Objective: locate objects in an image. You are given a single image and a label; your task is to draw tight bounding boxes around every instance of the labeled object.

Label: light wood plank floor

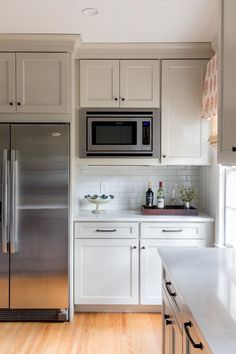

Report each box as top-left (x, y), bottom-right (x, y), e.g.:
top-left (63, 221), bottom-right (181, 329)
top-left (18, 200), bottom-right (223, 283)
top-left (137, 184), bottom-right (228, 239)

top-left (0, 313), bottom-right (162, 354)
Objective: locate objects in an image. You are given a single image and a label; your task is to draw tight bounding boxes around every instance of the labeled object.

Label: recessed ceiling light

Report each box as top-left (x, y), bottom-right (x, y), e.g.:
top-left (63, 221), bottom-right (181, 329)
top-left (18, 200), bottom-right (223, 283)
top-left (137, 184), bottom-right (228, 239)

top-left (81, 8), bottom-right (99, 16)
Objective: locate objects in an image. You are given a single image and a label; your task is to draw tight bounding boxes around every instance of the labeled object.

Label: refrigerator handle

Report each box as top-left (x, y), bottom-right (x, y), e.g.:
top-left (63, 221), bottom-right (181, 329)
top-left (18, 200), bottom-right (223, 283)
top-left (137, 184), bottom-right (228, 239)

top-left (10, 149), bottom-right (17, 254)
top-left (1, 149), bottom-right (9, 254)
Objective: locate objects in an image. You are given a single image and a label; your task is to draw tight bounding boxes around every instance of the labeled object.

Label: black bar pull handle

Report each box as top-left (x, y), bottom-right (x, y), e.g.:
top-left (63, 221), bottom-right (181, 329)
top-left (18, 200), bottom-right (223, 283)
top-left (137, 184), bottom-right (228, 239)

top-left (165, 281), bottom-right (177, 297)
top-left (184, 322), bottom-right (203, 350)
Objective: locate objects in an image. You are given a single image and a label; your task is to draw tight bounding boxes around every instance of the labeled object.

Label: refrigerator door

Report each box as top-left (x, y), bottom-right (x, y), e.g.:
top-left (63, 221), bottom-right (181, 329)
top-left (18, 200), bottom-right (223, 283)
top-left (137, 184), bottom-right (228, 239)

top-left (10, 124), bottom-right (69, 309)
top-left (0, 124), bottom-right (10, 308)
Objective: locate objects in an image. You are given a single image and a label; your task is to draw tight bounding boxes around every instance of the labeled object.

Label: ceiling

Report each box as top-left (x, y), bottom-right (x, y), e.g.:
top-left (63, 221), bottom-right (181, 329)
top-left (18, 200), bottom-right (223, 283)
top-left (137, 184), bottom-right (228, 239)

top-left (0, 0), bottom-right (218, 43)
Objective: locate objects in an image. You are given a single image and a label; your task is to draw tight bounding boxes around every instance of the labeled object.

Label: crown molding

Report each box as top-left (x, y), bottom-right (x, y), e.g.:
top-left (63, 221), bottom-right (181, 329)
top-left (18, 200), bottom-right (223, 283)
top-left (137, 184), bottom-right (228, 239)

top-left (75, 42), bottom-right (214, 59)
top-left (0, 34), bottom-right (82, 52)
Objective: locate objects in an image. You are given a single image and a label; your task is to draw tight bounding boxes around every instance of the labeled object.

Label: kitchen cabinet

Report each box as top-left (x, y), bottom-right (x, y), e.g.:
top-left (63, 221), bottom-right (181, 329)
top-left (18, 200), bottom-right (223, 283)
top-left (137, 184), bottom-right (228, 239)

top-left (163, 288), bottom-right (182, 354)
top-left (161, 60), bottom-right (210, 165)
top-left (74, 238), bottom-right (139, 305)
top-left (140, 238), bottom-right (203, 306)
top-left (0, 52), bottom-right (69, 113)
top-left (74, 219), bottom-right (213, 307)
top-left (160, 251), bottom-right (214, 354)
top-left (218, 0), bottom-right (236, 164)
top-left (80, 59), bottom-right (160, 108)
top-left (0, 53), bottom-right (15, 113)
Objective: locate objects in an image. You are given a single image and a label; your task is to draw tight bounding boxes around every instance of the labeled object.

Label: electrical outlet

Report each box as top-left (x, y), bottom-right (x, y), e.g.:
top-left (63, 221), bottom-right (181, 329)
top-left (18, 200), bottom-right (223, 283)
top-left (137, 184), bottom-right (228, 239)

top-left (100, 181), bottom-right (110, 195)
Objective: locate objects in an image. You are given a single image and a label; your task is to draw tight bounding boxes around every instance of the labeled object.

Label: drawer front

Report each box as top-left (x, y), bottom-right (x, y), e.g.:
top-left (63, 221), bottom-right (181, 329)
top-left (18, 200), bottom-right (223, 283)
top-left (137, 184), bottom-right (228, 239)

top-left (183, 311), bottom-right (212, 353)
top-left (141, 222), bottom-right (206, 239)
top-left (74, 222), bottom-right (139, 239)
top-left (163, 270), bottom-right (183, 329)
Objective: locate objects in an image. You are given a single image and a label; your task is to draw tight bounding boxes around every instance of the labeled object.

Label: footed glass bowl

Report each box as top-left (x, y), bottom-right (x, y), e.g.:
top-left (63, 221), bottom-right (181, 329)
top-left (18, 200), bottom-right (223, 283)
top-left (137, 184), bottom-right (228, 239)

top-left (85, 194), bottom-right (114, 214)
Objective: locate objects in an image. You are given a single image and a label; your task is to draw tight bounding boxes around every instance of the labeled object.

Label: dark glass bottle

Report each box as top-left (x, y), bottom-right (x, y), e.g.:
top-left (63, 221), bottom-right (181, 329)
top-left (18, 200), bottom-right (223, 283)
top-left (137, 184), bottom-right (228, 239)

top-left (146, 182), bottom-right (154, 207)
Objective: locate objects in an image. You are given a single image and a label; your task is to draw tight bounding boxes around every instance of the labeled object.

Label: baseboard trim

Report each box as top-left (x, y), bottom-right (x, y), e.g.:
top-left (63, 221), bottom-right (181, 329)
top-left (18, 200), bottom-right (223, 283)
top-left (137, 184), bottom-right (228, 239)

top-left (74, 305), bottom-right (161, 313)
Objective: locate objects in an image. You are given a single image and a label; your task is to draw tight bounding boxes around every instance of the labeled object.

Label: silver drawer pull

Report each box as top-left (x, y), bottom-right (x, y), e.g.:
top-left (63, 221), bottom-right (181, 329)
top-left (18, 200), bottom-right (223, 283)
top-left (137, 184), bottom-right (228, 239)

top-left (162, 229), bottom-right (183, 233)
top-left (96, 229), bottom-right (117, 233)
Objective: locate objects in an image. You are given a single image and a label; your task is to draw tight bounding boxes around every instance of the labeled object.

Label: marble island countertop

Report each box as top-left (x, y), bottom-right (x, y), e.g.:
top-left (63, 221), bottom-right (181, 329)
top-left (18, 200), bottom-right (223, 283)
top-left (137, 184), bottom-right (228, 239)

top-left (158, 247), bottom-right (236, 354)
top-left (74, 209), bottom-right (214, 222)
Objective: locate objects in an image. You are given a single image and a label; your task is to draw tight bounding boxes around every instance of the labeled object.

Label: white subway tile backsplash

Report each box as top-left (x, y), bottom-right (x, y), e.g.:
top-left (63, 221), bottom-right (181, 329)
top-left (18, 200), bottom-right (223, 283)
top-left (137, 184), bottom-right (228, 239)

top-left (76, 165), bottom-right (201, 211)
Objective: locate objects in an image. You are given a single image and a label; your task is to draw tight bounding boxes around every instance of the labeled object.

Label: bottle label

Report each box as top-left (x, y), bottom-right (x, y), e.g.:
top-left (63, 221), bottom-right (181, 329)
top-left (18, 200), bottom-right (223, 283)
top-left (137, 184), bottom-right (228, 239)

top-left (157, 198), bottom-right (165, 209)
top-left (146, 196), bottom-right (153, 207)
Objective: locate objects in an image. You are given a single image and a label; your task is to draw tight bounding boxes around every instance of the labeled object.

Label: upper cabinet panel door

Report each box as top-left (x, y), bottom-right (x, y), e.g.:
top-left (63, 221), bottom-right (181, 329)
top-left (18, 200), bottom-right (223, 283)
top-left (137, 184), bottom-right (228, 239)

top-left (162, 60), bottom-right (210, 165)
top-left (0, 53), bottom-right (16, 113)
top-left (16, 53), bottom-right (69, 113)
top-left (80, 60), bottom-right (119, 107)
top-left (120, 60), bottom-right (160, 108)
top-left (218, 0), bottom-right (236, 164)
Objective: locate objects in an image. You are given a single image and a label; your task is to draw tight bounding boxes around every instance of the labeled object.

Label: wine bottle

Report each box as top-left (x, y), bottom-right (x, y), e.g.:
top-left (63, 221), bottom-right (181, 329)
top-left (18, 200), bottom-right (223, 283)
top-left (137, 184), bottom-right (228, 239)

top-left (146, 181), bottom-right (154, 207)
top-left (157, 181), bottom-right (165, 209)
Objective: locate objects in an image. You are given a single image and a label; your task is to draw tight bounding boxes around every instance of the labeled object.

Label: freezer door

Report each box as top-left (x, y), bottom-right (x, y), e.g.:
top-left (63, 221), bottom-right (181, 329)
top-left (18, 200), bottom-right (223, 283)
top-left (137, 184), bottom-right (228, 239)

top-left (10, 124), bottom-right (69, 309)
top-left (0, 124), bottom-right (10, 308)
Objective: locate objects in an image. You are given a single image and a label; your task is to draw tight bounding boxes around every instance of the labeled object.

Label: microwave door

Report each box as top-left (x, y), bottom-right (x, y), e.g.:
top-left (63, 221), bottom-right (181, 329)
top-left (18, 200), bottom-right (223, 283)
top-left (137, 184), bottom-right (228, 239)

top-left (87, 119), bottom-right (141, 152)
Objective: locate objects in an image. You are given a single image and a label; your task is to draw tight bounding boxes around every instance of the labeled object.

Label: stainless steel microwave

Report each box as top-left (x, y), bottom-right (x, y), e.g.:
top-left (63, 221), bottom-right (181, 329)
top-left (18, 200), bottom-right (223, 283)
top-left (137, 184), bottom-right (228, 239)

top-left (79, 108), bottom-right (160, 158)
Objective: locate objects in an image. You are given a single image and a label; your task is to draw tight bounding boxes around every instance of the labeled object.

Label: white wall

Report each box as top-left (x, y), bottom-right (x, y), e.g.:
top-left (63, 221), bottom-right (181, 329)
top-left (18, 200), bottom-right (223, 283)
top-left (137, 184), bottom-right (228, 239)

top-left (75, 164), bottom-right (200, 213)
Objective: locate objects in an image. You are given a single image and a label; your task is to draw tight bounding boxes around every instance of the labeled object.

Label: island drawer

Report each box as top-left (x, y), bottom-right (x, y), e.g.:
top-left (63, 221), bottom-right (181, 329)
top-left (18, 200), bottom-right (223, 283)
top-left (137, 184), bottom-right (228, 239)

top-left (141, 222), bottom-right (206, 239)
top-left (74, 222), bottom-right (139, 239)
top-left (163, 269), bottom-right (183, 329)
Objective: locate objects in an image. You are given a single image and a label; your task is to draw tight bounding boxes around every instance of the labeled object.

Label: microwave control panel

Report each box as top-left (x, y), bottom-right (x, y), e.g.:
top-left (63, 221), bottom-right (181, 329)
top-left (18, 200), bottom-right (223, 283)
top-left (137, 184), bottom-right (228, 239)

top-left (142, 121), bottom-right (151, 145)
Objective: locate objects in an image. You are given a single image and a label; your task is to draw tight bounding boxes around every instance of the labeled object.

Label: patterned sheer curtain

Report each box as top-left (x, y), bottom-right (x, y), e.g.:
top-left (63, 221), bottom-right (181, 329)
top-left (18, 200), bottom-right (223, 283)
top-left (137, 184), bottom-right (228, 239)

top-left (201, 54), bottom-right (218, 148)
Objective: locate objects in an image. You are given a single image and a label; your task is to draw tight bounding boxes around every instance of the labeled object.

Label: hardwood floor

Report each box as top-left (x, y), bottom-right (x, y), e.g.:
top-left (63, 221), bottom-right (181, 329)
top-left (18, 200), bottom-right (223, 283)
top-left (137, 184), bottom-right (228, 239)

top-left (0, 313), bottom-right (162, 354)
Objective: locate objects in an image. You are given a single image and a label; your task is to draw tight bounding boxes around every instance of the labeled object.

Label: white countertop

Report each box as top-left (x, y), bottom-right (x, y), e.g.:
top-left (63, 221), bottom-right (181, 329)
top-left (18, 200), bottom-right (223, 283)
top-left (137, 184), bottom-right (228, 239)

top-left (158, 247), bottom-right (236, 354)
top-left (74, 210), bottom-right (214, 222)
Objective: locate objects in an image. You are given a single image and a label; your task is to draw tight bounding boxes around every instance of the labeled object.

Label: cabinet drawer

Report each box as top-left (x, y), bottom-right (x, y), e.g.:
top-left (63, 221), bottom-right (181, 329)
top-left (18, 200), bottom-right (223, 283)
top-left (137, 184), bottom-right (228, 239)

top-left (163, 270), bottom-right (183, 330)
top-left (183, 311), bottom-right (212, 353)
top-left (74, 222), bottom-right (139, 239)
top-left (141, 222), bottom-right (205, 239)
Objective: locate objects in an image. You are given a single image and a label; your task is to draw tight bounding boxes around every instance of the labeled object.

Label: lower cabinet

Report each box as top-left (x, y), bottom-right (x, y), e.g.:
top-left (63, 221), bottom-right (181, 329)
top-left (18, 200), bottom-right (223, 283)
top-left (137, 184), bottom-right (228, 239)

top-left (74, 238), bottom-right (139, 304)
top-left (162, 268), bottom-right (212, 354)
top-left (74, 221), bottom-right (213, 307)
top-left (163, 288), bottom-right (182, 354)
top-left (140, 238), bottom-right (204, 305)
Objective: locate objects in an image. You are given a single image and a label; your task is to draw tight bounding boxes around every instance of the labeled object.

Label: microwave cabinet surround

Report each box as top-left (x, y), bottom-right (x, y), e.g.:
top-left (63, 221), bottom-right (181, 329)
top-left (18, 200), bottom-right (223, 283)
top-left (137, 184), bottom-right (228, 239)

top-left (79, 108), bottom-right (160, 158)
top-left (80, 59), bottom-right (160, 108)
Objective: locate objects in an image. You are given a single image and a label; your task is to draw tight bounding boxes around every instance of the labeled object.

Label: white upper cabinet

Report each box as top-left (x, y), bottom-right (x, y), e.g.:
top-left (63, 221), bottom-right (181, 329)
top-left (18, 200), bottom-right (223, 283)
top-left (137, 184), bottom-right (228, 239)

top-left (80, 59), bottom-right (160, 108)
top-left (80, 60), bottom-right (119, 107)
top-left (0, 53), bottom-right (15, 113)
top-left (161, 60), bottom-right (210, 165)
top-left (16, 53), bottom-right (69, 113)
top-left (0, 52), bottom-right (69, 114)
top-left (120, 60), bottom-right (160, 107)
top-left (218, 0), bottom-right (236, 164)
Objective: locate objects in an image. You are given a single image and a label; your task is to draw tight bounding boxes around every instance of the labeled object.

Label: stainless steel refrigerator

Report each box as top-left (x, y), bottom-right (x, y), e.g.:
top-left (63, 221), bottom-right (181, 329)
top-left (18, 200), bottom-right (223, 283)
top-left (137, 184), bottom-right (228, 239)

top-left (0, 124), bottom-right (69, 321)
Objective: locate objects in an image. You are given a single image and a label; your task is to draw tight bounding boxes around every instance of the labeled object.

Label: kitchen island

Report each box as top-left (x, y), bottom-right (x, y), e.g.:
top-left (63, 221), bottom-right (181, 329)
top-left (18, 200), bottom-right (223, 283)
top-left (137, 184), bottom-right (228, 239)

top-left (159, 247), bottom-right (236, 354)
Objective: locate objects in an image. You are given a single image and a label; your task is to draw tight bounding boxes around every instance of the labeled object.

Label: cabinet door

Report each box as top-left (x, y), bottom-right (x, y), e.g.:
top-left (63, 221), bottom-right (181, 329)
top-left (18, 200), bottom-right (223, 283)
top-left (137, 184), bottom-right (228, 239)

top-left (140, 239), bottom-right (203, 305)
top-left (163, 289), bottom-right (183, 354)
top-left (218, 0), bottom-right (236, 164)
top-left (74, 238), bottom-right (139, 304)
top-left (16, 53), bottom-right (69, 113)
top-left (162, 60), bottom-right (209, 165)
top-left (120, 60), bottom-right (160, 108)
top-left (80, 60), bottom-right (119, 107)
top-left (0, 53), bottom-right (16, 112)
